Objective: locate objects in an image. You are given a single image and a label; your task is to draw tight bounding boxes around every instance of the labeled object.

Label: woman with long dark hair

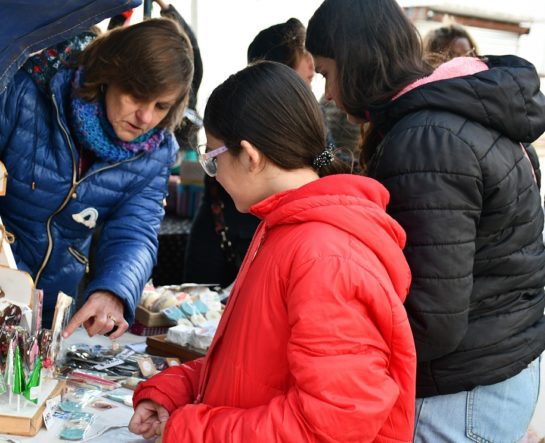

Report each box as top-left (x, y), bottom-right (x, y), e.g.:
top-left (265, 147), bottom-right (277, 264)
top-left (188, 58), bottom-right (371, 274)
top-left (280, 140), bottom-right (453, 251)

top-left (306, 0), bottom-right (545, 441)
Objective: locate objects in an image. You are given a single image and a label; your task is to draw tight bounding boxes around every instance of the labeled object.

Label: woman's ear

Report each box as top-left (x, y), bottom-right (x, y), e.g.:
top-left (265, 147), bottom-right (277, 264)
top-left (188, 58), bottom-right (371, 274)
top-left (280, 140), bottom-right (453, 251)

top-left (240, 140), bottom-right (264, 173)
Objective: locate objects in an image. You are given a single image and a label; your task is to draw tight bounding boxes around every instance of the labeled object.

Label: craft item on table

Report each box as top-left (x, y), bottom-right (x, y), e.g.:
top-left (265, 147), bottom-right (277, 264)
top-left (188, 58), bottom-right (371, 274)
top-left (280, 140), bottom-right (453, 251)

top-left (178, 301), bottom-right (208, 326)
top-left (121, 376), bottom-right (145, 390)
top-left (189, 313), bottom-right (208, 326)
top-left (115, 348), bottom-right (135, 360)
top-left (198, 290), bottom-right (223, 312)
top-left (59, 386), bottom-right (102, 413)
top-left (22, 333), bottom-right (39, 375)
top-left (105, 387), bottom-right (133, 406)
top-left (161, 305), bottom-right (184, 323)
top-left (177, 317), bottom-right (194, 328)
top-left (63, 345), bottom-right (141, 378)
top-left (92, 357), bottom-right (125, 371)
top-left (66, 371), bottom-right (120, 391)
top-left (135, 356), bottom-right (157, 378)
top-left (23, 356), bottom-right (42, 404)
top-left (166, 321), bottom-right (218, 351)
top-left (30, 289), bottom-right (43, 334)
top-left (150, 291), bottom-right (179, 312)
top-left (59, 411), bottom-right (94, 441)
top-left (205, 310), bottom-right (221, 324)
top-left (193, 299), bottom-right (209, 315)
top-left (0, 302), bottom-right (22, 328)
top-left (4, 334), bottom-right (14, 403)
top-left (47, 292), bottom-right (72, 375)
top-left (140, 290), bottom-right (161, 311)
top-left (37, 329), bottom-right (52, 367)
top-left (13, 345), bottom-right (25, 411)
top-left (90, 399), bottom-right (116, 410)
top-left (166, 357), bottom-right (181, 367)
top-left (191, 325), bottom-right (216, 350)
top-left (0, 365), bottom-right (6, 395)
top-left (166, 324), bottom-right (192, 348)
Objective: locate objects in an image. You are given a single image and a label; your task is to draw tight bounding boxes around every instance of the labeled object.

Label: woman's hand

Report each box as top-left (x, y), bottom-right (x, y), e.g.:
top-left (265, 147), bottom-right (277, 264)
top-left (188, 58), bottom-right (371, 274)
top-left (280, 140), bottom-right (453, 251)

top-left (62, 291), bottom-right (128, 339)
top-left (129, 400), bottom-right (169, 440)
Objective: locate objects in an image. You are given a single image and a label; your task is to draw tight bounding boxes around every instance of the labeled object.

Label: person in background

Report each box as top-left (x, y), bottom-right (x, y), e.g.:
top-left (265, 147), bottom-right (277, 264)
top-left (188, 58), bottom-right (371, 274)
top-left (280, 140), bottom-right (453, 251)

top-left (129, 61), bottom-right (416, 443)
top-left (247, 18), bottom-right (315, 84)
top-left (422, 23), bottom-right (479, 66)
top-left (306, 0), bottom-right (545, 441)
top-left (183, 18), bottom-right (320, 288)
top-left (0, 18), bottom-right (194, 338)
top-left (154, 0), bottom-right (203, 151)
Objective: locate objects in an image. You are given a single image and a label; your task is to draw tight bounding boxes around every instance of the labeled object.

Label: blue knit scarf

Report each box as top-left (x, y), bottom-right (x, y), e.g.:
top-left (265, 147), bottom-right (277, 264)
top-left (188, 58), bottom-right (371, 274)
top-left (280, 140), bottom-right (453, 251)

top-left (70, 69), bottom-right (165, 163)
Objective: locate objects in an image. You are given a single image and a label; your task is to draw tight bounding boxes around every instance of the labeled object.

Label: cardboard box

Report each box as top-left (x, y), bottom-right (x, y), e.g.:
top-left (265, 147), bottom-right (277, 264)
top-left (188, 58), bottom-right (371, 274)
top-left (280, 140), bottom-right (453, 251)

top-left (0, 378), bottom-right (64, 436)
top-left (134, 305), bottom-right (176, 328)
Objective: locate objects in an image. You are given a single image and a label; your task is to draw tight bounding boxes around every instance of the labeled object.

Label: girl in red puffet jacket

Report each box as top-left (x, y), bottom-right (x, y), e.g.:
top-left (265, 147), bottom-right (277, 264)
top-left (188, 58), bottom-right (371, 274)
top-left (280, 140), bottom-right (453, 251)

top-left (129, 62), bottom-right (416, 443)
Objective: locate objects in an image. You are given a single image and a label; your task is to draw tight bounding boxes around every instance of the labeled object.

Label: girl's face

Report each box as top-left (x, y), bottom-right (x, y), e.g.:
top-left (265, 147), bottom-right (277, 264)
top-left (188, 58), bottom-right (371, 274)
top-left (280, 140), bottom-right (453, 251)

top-left (295, 50), bottom-right (315, 85)
top-left (314, 55), bottom-right (363, 124)
top-left (104, 84), bottom-right (181, 141)
top-left (205, 132), bottom-right (258, 213)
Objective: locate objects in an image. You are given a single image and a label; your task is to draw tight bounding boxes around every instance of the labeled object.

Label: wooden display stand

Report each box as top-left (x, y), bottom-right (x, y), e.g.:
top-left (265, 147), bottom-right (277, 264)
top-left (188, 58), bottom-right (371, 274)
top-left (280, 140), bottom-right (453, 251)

top-left (0, 379), bottom-right (65, 436)
top-left (146, 334), bottom-right (206, 362)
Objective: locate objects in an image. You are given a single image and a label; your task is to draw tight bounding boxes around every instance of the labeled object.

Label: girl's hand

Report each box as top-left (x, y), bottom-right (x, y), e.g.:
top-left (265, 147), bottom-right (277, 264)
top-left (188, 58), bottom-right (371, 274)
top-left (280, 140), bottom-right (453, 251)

top-left (129, 400), bottom-right (169, 440)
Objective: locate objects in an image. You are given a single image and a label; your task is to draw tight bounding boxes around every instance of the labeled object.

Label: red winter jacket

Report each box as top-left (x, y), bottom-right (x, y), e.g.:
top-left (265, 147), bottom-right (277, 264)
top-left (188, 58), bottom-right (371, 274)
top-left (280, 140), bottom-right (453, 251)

top-left (133, 174), bottom-right (416, 442)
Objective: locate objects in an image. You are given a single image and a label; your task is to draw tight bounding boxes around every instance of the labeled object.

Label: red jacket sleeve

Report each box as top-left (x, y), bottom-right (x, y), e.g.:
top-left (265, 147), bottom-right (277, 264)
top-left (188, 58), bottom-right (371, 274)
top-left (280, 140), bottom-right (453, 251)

top-left (161, 256), bottom-right (413, 442)
top-left (133, 358), bottom-right (203, 413)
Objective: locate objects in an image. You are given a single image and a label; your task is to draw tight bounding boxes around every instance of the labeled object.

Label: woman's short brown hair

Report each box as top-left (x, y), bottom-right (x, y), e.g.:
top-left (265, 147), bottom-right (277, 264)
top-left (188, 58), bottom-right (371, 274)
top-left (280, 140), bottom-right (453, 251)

top-left (77, 18), bottom-right (194, 131)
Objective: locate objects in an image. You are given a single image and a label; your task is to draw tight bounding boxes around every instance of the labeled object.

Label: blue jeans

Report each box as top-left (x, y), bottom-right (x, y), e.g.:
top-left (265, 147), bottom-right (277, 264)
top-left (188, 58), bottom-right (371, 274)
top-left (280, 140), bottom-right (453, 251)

top-left (414, 358), bottom-right (541, 443)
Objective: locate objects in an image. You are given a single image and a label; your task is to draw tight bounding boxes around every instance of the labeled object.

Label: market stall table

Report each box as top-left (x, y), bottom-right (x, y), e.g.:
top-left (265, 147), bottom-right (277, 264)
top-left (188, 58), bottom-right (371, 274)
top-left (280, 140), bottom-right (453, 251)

top-left (0, 328), bottom-right (149, 443)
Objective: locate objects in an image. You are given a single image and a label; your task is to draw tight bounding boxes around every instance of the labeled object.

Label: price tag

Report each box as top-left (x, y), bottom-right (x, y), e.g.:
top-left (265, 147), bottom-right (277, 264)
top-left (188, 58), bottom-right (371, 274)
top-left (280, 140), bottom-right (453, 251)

top-left (43, 395), bottom-right (61, 430)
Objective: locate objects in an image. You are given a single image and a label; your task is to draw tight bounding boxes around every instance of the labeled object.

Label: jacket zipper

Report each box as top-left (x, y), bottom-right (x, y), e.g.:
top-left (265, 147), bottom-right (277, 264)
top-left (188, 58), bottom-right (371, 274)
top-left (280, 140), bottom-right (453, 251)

top-left (34, 93), bottom-right (145, 286)
top-left (68, 246), bottom-right (90, 274)
top-left (194, 226), bottom-right (267, 404)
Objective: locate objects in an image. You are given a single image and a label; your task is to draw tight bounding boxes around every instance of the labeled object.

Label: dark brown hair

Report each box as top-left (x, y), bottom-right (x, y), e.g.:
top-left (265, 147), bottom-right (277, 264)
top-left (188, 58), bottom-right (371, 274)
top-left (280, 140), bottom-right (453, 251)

top-left (247, 18), bottom-right (307, 69)
top-left (77, 18), bottom-right (194, 131)
top-left (423, 24), bottom-right (479, 68)
top-left (306, 0), bottom-right (433, 168)
top-left (204, 62), bottom-right (350, 177)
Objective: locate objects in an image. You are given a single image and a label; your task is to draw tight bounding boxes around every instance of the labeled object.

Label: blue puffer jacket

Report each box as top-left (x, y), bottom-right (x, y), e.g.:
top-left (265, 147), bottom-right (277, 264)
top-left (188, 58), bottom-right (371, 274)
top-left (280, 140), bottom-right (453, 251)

top-left (0, 68), bottom-right (178, 327)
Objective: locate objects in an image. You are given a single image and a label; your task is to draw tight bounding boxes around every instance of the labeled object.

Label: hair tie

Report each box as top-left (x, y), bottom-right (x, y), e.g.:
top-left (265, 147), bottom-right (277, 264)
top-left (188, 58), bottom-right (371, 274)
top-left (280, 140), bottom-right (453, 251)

top-left (312, 144), bottom-right (335, 169)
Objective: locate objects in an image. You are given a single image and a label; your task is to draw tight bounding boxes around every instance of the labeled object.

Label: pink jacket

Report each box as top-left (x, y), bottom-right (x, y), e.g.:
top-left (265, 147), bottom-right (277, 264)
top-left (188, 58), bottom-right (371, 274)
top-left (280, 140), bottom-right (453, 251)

top-left (134, 174), bottom-right (415, 442)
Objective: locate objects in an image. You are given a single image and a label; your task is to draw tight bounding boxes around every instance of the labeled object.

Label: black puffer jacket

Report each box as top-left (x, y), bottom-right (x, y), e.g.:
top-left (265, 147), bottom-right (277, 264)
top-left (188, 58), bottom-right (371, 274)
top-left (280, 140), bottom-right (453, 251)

top-left (367, 55), bottom-right (545, 397)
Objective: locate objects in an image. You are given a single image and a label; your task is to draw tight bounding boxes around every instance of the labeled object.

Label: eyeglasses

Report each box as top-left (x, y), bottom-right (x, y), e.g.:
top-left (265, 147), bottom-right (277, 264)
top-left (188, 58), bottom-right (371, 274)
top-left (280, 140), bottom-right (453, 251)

top-left (196, 144), bottom-right (228, 177)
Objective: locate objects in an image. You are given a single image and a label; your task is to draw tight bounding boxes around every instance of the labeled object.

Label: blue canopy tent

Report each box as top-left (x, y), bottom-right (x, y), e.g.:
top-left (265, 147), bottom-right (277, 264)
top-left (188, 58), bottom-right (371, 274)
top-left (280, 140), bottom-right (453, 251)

top-left (0, 0), bottom-right (142, 93)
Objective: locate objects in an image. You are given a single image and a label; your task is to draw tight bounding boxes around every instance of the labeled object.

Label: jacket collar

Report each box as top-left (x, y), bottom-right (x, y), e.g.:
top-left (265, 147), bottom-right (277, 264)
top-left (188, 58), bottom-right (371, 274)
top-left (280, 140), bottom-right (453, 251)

top-left (369, 55), bottom-right (545, 143)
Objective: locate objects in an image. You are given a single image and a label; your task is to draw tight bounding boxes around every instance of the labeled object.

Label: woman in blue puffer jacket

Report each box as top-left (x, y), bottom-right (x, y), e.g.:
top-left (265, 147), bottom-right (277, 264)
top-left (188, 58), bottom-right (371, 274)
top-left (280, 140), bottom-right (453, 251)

top-left (0, 18), bottom-right (194, 338)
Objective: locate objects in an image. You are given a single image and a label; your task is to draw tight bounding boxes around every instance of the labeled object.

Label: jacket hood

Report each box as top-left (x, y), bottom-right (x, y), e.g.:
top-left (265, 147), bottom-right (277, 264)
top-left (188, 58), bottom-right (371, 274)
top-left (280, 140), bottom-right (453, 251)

top-left (371, 55), bottom-right (545, 143)
top-left (250, 174), bottom-right (411, 301)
